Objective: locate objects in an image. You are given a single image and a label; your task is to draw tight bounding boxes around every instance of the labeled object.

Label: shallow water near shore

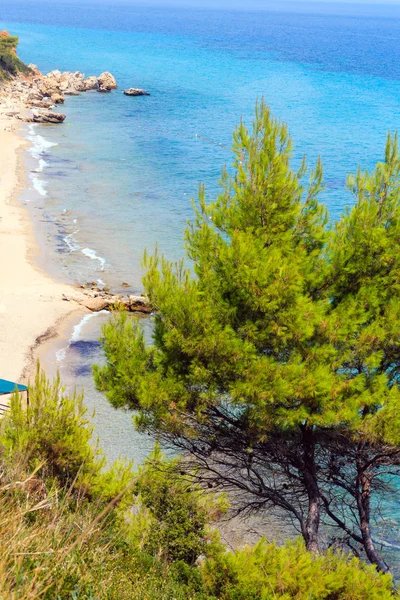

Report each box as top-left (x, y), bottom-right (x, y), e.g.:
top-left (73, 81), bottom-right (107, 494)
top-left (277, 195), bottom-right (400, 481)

top-left (3, 0), bottom-right (400, 569)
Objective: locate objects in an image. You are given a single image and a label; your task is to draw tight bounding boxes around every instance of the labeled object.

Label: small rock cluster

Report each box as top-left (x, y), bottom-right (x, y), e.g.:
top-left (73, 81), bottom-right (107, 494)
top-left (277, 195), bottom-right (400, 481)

top-left (62, 284), bottom-right (152, 313)
top-left (0, 66), bottom-right (118, 124)
top-left (81, 292), bottom-right (152, 313)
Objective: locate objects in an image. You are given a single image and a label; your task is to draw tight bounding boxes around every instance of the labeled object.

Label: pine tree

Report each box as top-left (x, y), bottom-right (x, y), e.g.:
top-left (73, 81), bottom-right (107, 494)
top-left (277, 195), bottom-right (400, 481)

top-left (94, 102), bottom-right (400, 571)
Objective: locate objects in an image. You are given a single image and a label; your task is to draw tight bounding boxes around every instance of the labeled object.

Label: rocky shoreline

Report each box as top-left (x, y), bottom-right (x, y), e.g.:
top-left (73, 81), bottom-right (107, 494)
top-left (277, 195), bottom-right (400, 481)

top-left (0, 37), bottom-right (154, 320)
top-left (0, 65), bottom-right (119, 124)
top-left (72, 286), bottom-right (152, 314)
top-left (0, 59), bottom-right (153, 317)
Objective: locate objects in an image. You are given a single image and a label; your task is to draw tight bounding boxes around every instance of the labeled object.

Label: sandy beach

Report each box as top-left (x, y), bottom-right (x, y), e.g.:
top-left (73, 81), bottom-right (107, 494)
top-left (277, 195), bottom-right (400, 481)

top-left (0, 115), bottom-right (85, 384)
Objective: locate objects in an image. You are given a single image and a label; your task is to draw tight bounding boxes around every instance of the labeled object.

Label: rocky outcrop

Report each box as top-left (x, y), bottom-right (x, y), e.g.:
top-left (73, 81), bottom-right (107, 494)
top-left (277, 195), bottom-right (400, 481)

top-left (30, 100), bottom-right (53, 109)
top-left (63, 88), bottom-right (81, 96)
top-left (63, 286), bottom-right (152, 313)
top-left (0, 65), bottom-right (118, 125)
top-left (39, 77), bottom-right (61, 97)
top-left (123, 88), bottom-right (150, 96)
top-left (82, 293), bottom-right (152, 313)
top-left (98, 72), bottom-right (117, 92)
top-left (51, 92), bottom-right (64, 104)
top-left (32, 109), bottom-right (66, 123)
top-left (26, 90), bottom-right (44, 104)
top-left (27, 64), bottom-right (42, 77)
top-left (83, 75), bottom-right (98, 90)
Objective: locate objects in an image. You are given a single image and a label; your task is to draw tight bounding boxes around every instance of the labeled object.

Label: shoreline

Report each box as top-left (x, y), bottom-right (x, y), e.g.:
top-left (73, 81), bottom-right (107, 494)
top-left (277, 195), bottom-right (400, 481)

top-left (0, 114), bottom-right (87, 384)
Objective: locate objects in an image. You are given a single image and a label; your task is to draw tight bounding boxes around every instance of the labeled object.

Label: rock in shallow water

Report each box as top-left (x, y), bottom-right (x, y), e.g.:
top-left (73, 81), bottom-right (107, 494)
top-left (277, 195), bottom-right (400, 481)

top-left (98, 72), bottom-right (117, 92)
top-left (83, 75), bottom-right (99, 90)
top-left (32, 109), bottom-right (66, 124)
top-left (123, 88), bottom-right (150, 96)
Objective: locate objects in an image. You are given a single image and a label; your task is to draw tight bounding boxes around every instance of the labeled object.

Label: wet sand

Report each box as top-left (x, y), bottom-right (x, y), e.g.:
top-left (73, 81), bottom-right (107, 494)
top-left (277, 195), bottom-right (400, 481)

top-left (0, 114), bottom-right (86, 384)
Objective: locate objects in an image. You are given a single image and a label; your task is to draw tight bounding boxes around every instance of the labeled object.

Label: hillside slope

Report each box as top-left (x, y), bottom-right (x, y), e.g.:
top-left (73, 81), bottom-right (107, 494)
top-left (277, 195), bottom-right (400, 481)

top-left (0, 31), bottom-right (31, 80)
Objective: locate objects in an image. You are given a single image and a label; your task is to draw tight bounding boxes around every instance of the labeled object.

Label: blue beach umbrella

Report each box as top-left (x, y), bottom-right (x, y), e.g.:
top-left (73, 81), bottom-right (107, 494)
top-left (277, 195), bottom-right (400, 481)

top-left (0, 378), bottom-right (29, 413)
top-left (0, 378), bottom-right (28, 395)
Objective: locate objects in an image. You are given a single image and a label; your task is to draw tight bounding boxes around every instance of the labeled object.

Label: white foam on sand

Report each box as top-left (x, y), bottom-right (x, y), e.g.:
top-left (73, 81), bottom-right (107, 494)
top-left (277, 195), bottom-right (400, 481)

top-left (30, 173), bottom-right (48, 197)
top-left (27, 124), bottom-right (58, 160)
top-left (56, 310), bottom-right (108, 362)
top-left (26, 124), bottom-right (58, 199)
top-left (63, 230), bottom-right (81, 252)
top-left (82, 247), bottom-right (106, 271)
top-left (37, 158), bottom-right (47, 173)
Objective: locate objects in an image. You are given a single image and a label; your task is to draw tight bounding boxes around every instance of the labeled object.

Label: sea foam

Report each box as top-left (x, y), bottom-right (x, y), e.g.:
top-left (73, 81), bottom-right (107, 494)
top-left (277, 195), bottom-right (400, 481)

top-left (63, 230), bottom-right (81, 252)
top-left (56, 311), bottom-right (108, 362)
top-left (27, 124), bottom-right (58, 160)
top-left (82, 247), bottom-right (106, 271)
top-left (30, 173), bottom-right (48, 197)
top-left (26, 125), bottom-right (57, 199)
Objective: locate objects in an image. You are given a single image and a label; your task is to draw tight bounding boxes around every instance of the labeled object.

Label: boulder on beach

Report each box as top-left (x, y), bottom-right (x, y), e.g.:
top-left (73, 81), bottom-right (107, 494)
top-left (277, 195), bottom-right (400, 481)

top-left (123, 88), bottom-right (150, 96)
top-left (26, 90), bottom-right (44, 103)
top-left (29, 100), bottom-right (53, 109)
top-left (83, 297), bottom-right (112, 312)
top-left (3, 64), bottom-right (119, 126)
top-left (63, 89), bottom-right (81, 96)
top-left (72, 73), bottom-right (86, 92)
top-left (98, 72), bottom-right (117, 92)
top-left (40, 77), bottom-right (61, 97)
top-left (79, 291), bottom-right (152, 313)
top-left (51, 92), bottom-right (64, 104)
top-left (32, 109), bottom-right (66, 124)
top-left (28, 63), bottom-right (42, 77)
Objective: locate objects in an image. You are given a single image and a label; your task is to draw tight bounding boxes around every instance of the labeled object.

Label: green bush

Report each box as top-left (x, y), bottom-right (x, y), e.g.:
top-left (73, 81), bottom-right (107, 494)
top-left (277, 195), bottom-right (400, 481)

top-left (201, 540), bottom-right (396, 600)
top-left (0, 366), bottom-right (132, 503)
top-left (0, 34), bottom-right (31, 79)
top-left (0, 369), bottom-right (396, 598)
top-left (127, 444), bottom-right (227, 565)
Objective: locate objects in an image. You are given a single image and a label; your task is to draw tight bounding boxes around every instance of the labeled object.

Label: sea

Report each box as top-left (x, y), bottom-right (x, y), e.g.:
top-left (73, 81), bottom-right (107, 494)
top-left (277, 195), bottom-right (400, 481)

top-left (2, 0), bottom-right (400, 563)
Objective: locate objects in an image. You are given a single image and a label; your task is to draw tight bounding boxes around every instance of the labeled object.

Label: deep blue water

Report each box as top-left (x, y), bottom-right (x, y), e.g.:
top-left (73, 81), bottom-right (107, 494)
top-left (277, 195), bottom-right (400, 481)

top-left (2, 1), bottom-right (400, 564)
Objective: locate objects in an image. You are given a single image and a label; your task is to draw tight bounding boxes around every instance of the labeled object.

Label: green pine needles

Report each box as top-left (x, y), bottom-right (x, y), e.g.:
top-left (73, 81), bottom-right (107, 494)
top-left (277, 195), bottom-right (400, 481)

top-left (95, 101), bottom-right (400, 573)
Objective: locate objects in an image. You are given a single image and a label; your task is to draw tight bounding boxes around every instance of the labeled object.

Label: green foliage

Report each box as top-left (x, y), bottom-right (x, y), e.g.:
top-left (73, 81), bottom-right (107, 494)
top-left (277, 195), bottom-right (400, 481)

top-left (0, 366), bottom-right (132, 503)
top-left (0, 370), bottom-right (395, 598)
top-left (95, 100), bottom-right (400, 568)
top-left (202, 540), bottom-right (395, 600)
top-left (0, 34), bottom-right (30, 80)
top-left (0, 475), bottom-right (211, 600)
top-left (95, 102), bottom-right (333, 433)
top-left (127, 444), bottom-right (227, 565)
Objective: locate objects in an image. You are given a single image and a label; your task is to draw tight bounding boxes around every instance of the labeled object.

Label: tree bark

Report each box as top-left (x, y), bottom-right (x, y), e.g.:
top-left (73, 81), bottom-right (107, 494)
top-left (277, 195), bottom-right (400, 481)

top-left (302, 425), bottom-right (321, 553)
top-left (356, 467), bottom-right (390, 573)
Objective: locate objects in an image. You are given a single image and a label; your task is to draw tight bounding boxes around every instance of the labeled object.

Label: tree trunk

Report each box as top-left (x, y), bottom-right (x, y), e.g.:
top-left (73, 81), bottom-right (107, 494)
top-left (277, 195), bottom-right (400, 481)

top-left (356, 468), bottom-right (390, 573)
top-left (302, 425), bottom-right (321, 553)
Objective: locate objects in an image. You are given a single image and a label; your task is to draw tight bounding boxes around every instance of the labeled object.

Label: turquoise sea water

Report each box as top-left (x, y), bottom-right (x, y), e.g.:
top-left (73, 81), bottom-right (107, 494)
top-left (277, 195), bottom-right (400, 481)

top-left (3, 2), bottom-right (400, 292)
top-left (2, 0), bottom-right (400, 563)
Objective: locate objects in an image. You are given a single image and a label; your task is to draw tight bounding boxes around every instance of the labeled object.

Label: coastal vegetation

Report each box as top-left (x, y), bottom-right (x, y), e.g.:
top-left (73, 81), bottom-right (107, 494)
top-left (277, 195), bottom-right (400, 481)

top-left (0, 32), bottom-right (30, 80)
top-left (95, 101), bottom-right (400, 574)
top-left (1, 8), bottom-right (399, 595)
top-left (0, 368), bottom-right (396, 598)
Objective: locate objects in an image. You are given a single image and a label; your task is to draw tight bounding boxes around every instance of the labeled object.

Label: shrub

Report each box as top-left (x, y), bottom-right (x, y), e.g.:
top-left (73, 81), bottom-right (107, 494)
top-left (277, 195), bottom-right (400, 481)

top-left (127, 444), bottom-right (227, 565)
top-left (0, 366), bottom-right (132, 503)
top-left (0, 369), bottom-right (395, 598)
top-left (201, 540), bottom-right (396, 600)
top-left (0, 34), bottom-right (31, 79)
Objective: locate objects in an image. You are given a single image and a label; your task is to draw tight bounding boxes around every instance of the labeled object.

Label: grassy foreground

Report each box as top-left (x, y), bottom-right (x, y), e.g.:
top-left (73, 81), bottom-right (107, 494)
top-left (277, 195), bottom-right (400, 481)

top-left (0, 368), bottom-right (396, 599)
